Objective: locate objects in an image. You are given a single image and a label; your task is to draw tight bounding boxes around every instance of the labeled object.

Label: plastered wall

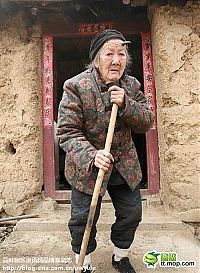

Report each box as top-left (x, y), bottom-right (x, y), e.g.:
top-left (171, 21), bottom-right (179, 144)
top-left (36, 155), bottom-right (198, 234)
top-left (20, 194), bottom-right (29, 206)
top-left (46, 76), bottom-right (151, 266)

top-left (0, 13), bottom-right (43, 216)
top-left (151, 1), bottom-right (200, 212)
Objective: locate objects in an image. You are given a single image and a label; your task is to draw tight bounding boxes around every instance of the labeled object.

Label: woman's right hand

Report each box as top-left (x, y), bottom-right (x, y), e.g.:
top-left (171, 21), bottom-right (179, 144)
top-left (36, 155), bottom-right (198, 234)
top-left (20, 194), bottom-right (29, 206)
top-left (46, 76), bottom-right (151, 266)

top-left (94, 149), bottom-right (114, 172)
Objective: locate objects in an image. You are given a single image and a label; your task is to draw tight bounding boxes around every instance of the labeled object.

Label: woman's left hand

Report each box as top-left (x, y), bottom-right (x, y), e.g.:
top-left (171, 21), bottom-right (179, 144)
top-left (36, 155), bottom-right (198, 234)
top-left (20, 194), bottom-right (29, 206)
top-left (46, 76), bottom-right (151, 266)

top-left (109, 85), bottom-right (125, 108)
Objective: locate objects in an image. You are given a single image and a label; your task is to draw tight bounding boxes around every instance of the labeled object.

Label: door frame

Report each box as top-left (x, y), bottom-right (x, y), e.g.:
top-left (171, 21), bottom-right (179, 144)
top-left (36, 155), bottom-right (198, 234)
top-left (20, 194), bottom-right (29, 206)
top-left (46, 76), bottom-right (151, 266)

top-left (42, 32), bottom-right (159, 201)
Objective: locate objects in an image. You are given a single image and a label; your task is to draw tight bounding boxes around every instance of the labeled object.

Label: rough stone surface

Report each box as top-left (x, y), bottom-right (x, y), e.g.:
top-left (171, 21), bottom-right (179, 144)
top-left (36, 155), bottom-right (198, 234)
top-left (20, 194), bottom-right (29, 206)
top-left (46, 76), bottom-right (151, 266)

top-left (180, 209), bottom-right (200, 223)
top-left (151, 1), bottom-right (200, 212)
top-left (3, 200), bottom-right (32, 216)
top-left (195, 227), bottom-right (200, 240)
top-left (41, 200), bottom-right (58, 213)
top-left (0, 12), bottom-right (43, 216)
top-left (0, 199), bottom-right (5, 213)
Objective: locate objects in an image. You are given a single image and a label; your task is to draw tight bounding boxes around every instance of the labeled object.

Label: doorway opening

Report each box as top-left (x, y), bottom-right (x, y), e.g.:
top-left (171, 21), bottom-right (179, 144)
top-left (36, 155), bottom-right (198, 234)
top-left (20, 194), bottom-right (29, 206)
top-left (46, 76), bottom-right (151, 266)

top-left (53, 34), bottom-right (148, 191)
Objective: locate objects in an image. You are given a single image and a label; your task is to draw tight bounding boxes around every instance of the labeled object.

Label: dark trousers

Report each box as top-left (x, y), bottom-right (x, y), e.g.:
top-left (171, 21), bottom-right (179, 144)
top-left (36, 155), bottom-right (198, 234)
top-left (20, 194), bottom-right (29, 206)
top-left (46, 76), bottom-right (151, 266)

top-left (68, 183), bottom-right (142, 255)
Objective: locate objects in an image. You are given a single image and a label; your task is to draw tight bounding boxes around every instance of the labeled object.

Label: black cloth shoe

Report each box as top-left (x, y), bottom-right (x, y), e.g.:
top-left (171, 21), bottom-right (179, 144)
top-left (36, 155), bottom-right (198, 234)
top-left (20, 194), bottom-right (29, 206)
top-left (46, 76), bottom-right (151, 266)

top-left (112, 255), bottom-right (136, 273)
top-left (82, 269), bottom-right (91, 273)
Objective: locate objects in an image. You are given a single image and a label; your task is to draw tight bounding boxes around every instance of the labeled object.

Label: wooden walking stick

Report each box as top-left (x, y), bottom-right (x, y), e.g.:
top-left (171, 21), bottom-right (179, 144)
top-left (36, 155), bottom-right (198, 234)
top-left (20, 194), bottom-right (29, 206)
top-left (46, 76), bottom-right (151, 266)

top-left (76, 103), bottom-right (119, 273)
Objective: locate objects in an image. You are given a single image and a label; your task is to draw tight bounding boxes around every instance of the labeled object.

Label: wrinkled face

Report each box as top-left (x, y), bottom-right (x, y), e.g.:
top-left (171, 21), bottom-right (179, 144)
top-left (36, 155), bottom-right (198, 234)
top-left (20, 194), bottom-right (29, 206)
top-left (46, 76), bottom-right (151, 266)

top-left (96, 39), bottom-right (127, 84)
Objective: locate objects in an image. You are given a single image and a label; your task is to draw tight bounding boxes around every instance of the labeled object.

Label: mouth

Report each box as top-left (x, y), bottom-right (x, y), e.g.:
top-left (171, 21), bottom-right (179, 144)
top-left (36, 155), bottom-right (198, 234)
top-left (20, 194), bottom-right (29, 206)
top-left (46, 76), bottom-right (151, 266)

top-left (110, 69), bottom-right (119, 73)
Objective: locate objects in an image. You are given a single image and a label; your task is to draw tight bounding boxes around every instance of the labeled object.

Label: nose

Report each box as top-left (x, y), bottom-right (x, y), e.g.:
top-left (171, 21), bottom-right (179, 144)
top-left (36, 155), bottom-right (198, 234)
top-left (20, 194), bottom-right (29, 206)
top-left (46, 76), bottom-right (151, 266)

top-left (111, 54), bottom-right (120, 65)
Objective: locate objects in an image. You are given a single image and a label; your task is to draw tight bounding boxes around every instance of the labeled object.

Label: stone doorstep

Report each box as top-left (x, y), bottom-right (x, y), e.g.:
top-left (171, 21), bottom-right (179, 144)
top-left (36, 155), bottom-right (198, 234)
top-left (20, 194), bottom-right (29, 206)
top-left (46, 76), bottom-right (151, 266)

top-left (15, 220), bottom-right (186, 232)
top-left (14, 205), bottom-right (186, 232)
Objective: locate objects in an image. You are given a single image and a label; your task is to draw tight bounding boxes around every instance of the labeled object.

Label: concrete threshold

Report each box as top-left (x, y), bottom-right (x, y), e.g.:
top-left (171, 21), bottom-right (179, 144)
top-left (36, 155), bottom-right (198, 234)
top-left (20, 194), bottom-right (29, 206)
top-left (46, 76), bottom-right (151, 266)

top-left (15, 204), bottom-right (186, 232)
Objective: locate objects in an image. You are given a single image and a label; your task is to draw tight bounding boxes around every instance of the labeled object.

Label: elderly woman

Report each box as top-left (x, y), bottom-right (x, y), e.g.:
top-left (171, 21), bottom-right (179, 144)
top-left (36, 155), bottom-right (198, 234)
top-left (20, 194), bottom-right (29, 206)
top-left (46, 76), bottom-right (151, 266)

top-left (57, 29), bottom-right (154, 273)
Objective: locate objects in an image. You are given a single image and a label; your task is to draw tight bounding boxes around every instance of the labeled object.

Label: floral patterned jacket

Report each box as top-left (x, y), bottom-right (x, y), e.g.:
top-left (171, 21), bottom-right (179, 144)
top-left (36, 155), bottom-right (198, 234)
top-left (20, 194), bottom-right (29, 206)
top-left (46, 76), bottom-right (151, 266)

top-left (57, 67), bottom-right (154, 196)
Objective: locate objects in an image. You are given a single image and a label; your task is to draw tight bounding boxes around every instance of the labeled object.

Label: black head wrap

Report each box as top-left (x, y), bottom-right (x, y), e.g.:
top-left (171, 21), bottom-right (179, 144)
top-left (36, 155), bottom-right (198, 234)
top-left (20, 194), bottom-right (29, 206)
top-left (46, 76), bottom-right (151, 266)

top-left (89, 29), bottom-right (131, 61)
